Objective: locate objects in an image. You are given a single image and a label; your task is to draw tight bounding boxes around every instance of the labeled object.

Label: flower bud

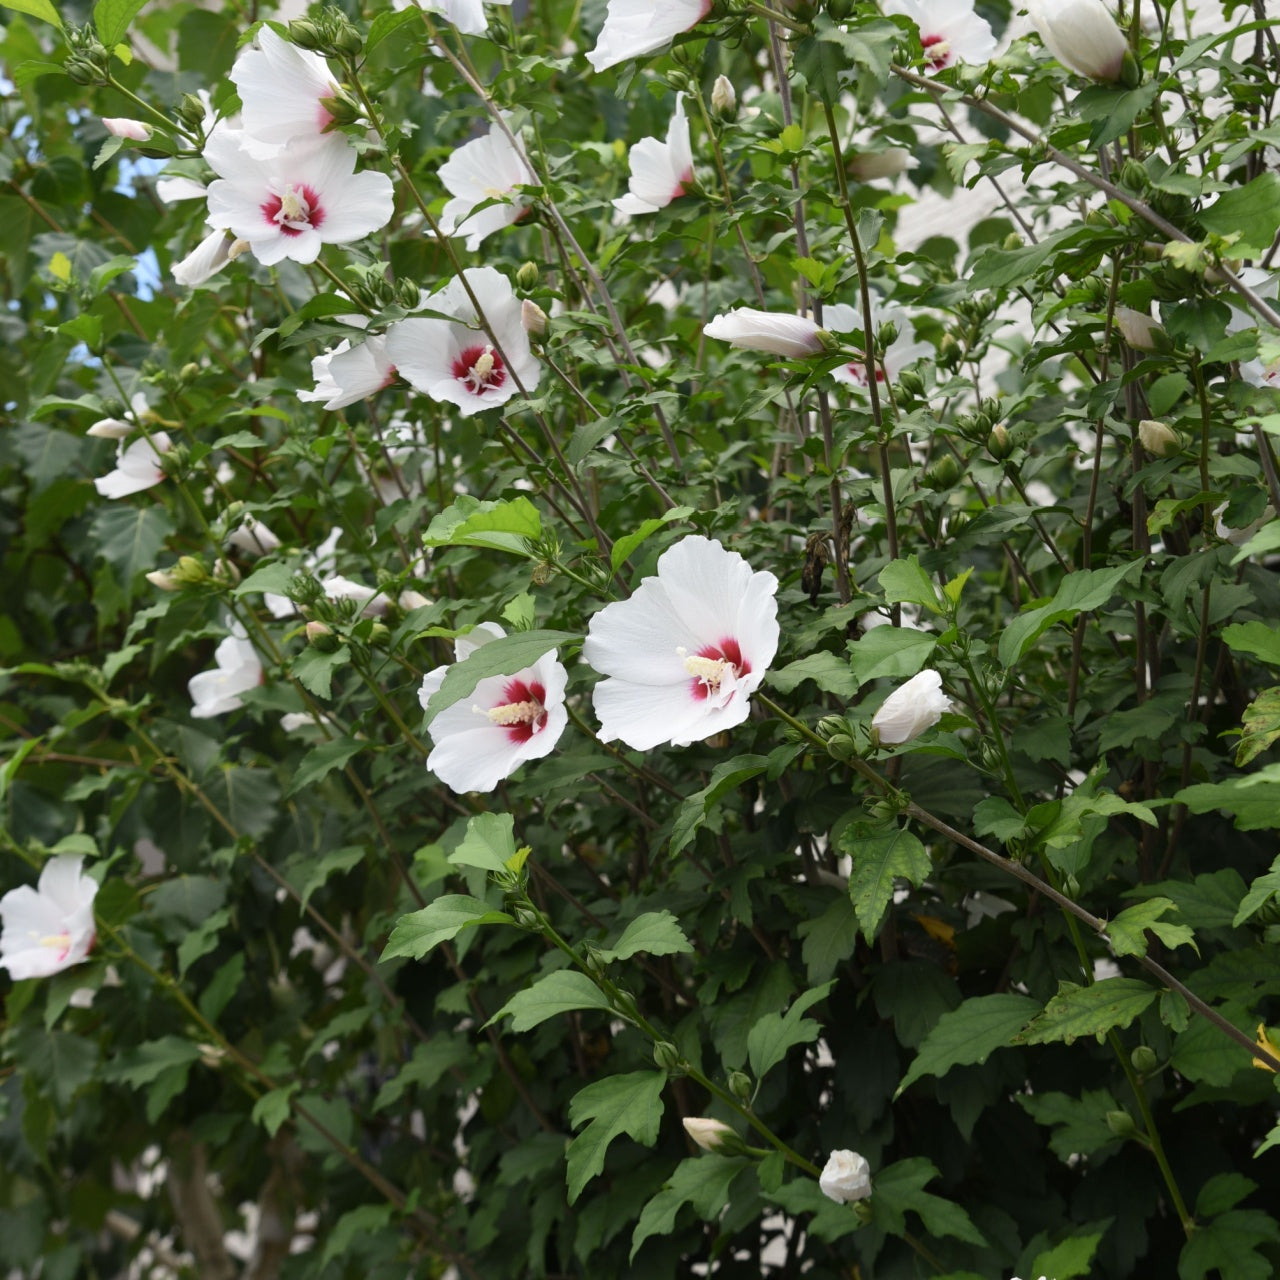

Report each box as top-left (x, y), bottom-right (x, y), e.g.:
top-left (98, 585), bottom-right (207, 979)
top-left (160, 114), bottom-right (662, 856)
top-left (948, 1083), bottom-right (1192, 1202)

top-left (515, 261), bottom-right (540, 291)
top-left (287, 19), bottom-right (325, 50)
top-left (876, 320), bottom-right (899, 351)
top-left (1114, 306), bottom-right (1163, 352)
top-left (1130, 1045), bottom-right (1159, 1075)
top-left (871, 670), bottom-right (950, 746)
top-left (819, 1150), bottom-right (873, 1204)
top-left (177, 93), bottom-right (208, 130)
top-left (145, 568), bottom-right (181, 591)
top-left (896, 368), bottom-right (925, 398)
top-left (330, 19), bottom-right (363, 57)
top-left (101, 117), bottom-right (153, 141)
top-left (728, 1070), bottom-right (754, 1103)
top-left (1028, 0), bottom-right (1132, 84)
top-left (521, 299), bottom-right (548, 337)
top-left (1138, 418), bottom-right (1179, 457)
top-left (367, 621), bottom-right (391, 648)
top-left (305, 620), bottom-right (338, 651)
top-left (938, 332), bottom-right (963, 369)
top-left (1003, 231), bottom-right (1023, 251)
top-left (826, 734), bottom-right (857, 762)
top-left (710, 75), bottom-right (737, 119)
top-left (1120, 158), bottom-right (1149, 192)
top-left (653, 1041), bottom-right (682, 1071)
top-left (1105, 1108), bottom-right (1138, 1138)
top-left (815, 714), bottom-right (848, 741)
top-left (987, 423), bottom-right (1013, 460)
top-left (923, 453), bottom-right (962, 490)
top-left (319, 91), bottom-right (364, 129)
top-left (64, 56), bottom-right (103, 86)
top-left (847, 147), bottom-right (914, 181)
top-left (172, 555), bottom-right (210, 586)
top-left (87, 416), bottom-right (133, 440)
top-left (683, 1117), bottom-right (734, 1152)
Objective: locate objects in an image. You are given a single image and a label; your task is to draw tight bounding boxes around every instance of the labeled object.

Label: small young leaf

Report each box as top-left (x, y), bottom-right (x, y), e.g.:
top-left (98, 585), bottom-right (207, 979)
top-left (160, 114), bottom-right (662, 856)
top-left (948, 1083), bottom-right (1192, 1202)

top-left (448, 811), bottom-right (518, 873)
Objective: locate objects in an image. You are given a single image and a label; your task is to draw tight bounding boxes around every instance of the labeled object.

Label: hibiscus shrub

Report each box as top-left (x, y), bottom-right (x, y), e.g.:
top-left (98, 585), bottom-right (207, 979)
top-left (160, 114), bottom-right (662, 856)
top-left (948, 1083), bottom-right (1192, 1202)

top-left (4, 0), bottom-right (1280, 1276)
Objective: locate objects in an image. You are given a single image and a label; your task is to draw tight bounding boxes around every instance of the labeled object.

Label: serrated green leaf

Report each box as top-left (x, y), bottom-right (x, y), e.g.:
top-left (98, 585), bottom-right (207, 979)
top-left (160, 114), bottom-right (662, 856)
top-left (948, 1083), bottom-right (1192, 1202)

top-left (601, 910), bottom-right (693, 962)
top-left (448, 811), bottom-right (517, 873)
top-left (998, 562), bottom-right (1142, 669)
top-left (321, 1205), bottom-right (395, 1269)
top-left (1234, 855), bottom-right (1280, 926)
top-left (290, 644), bottom-right (350, 700)
top-left (1017, 978), bottom-right (1156, 1046)
top-left (798, 894), bottom-right (858, 984)
top-left (630, 1156), bottom-right (745, 1261)
top-left (251, 1085), bottom-right (298, 1138)
top-left (871, 1157), bottom-right (986, 1245)
top-left (566, 1070), bottom-right (666, 1203)
top-left (845, 627), bottom-right (937, 686)
top-left (1030, 1231), bottom-right (1104, 1279)
top-left (102, 1036), bottom-right (200, 1089)
top-left (669, 754), bottom-right (770, 856)
top-left (91, 505), bottom-right (176, 585)
top-left (768, 651), bottom-right (857, 698)
top-left (878, 556), bottom-right (943, 613)
top-left (422, 495), bottom-right (542, 557)
top-left (380, 895), bottom-right (513, 962)
top-left (491, 970), bottom-right (614, 1032)
top-left (971, 797), bottom-right (1028, 843)
top-left (1017, 1088), bottom-right (1121, 1160)
top-left (1174, 766), bottom-right (1280, 831)
top-left (1199, 172), bottom-right (1280, 252)
top-left (1237, 688), bottom-right (1280, 766)
top-left (840, 824), bottom-right (931, 943)
top-left (2, 0), bottom-right (62, 27)
top-left (1108, 897), bottom-right (1197, 958)
top-left (1178, 1210), bottom-right (1280, 1280)
top-left (747, 981), bottom-right (834, 1081)
top-left (609, 506), bottom-right (694, 573)
top-left (1222, 621), bottom-right (1280, 666)
top-left (93, 0), bottom-right (145, 47)
top-left (284, 736), bottom-right (366, 797)
top-left (424, 629), bottom-right (574, 721)
top-left (897, 994), bottom-right (1040, 1096)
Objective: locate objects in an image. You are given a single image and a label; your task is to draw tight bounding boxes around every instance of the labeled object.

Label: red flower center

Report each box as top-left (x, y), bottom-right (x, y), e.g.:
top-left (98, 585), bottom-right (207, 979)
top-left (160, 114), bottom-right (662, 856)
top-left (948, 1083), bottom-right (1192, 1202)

top-left (686, 637), bottom-right (749, 702)
top-left (454, 344), bottom-right (507, 396)
top-left (488, 678), bottom-right (547, 743)
top-left (921, 33), bottom-right (953, 70)
top-left (262, 183), bottom-right (325, 237)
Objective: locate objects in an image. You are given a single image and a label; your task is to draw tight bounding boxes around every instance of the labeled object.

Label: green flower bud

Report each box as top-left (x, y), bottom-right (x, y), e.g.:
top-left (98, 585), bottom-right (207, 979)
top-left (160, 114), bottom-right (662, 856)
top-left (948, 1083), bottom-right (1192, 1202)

top-left (988, 423), bottom-right (1014, 460)
top-left (288, 19), bottom-right (325, 49)
top-left (1120, 158), bottom-right (1149, 191)
top-left (815, 714), bottom-right (848, 741)
top-left (653, 1041), bottom-right (682, 1071)
top-left (330, 19), bottom-right (363, 57)
top-left (938, 333), bottom-right (963, 369)
top-left (1130, 1045), bottom-right (1159, 1075)
top-left (1105, 1109), bottom-right (1138, 1138)
top-left (897, 368), bottom-right (925, 398)
top-left (728, 1070), bottom-right (753, 1103)
top-left (516, 261), bottom-right (540, 291)
top-left (924, 453), bottom-right (962, 491)
top-left (305, 621), bottom-right (340, 652)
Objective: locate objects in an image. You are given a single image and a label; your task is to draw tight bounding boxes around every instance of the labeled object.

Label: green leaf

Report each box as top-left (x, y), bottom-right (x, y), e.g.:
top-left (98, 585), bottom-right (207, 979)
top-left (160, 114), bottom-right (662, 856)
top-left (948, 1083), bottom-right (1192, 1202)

top-left (1017, 978), bottom-right (1156, 1046)
top-left (422, 495), bottom-right (542, 557)
top-left (747, 982), bottom-right (835, 1081)
top-left (871, 1158), bottom-right (986, 1246)
top-left (93, 0), bottom-right (146, 47)
top-left (290, 644), bottom-right (350, 700)
top-left (998, 562), bottom-right (1142, 669)
top-left (1199, 173), bottom-right (1280, 253)
top-left (13, 1029), bottom-right (98, 1108)
top-left (291, 845), bottom-right (365, 910)
top-left (374, 1038), bottom-right (472, 1112)
top-left (878, 555), bottom-right (943, 613)
top-left (840, 824), bottom-right (931, 943)
top-left (198, 953), bottom-right (244, 1025)
top-left (284, 736), bottom-right (366, 797)
top-left (846, 627), bottom-right (938, 686)
top-left (768, 651), bottom-right (857, 698)
top-left (424, 629), bottom-right (575, 721)
top-left (566, 1070), bottom-right (666, 1203)
top-left (1234, 855), bottom-right (1280, 926)
top-left (251, 1085), bottom-right (298, 1137)
top-left (91, 505), bottom-right (176, 585)
top-left (491, 970), bottom-right (614, 1032)
top-left (609, 506), bottom-right (694, 573)
top-left (448, 811), bottom-right (518, 873)
top-left (1237, 688), bottom-right (1280, 767)
top-left (322, 1205), bottom-right (395, 1268)
top-left (971, 797), bottom-right (1028, 843)
top-left (1178, 1210), bottom-right (1280, 1280)
top-left (1029, 1232), bottom-right (1105, 1280)
top-left (1197, 1171), bottom-right (1257, 1218)
top-left (798, 894), bottom-right (858, 984)
top-left (1222, 621), bottom-right (1280, 666)
top-left (601, 910), bottom-right (693, 962)
top-left (669, 754), bottom-right (770, 856)
top-left (1108, 897), bottom-right (1197, 958)
top-left (896, 994), bottom-right (1040, 1096)
top-left (1174, 766), bottom-right (1280, 831)
top-left (1018, 1088), bottom-right (1121, 1160)
top-left (380, 895), bottom-right (513, 961)
top-left (630, 1156), bottom-right (745, 1261)
top-left (104, 1039), bottom-right (198, 1092)
top-left (1, 0), bottom-right (62, 28)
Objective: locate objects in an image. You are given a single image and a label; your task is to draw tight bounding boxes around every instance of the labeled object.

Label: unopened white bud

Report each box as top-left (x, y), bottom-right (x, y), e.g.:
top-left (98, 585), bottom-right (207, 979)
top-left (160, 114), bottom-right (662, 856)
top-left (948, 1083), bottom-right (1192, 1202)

top-left (710, 75), bottom-right (737, 118)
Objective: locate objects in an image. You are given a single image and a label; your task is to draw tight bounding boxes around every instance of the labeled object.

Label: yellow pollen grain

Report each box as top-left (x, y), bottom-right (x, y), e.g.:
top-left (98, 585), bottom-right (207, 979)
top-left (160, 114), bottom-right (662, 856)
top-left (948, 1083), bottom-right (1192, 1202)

top-left (280, 186), bottom-right (308, 220)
